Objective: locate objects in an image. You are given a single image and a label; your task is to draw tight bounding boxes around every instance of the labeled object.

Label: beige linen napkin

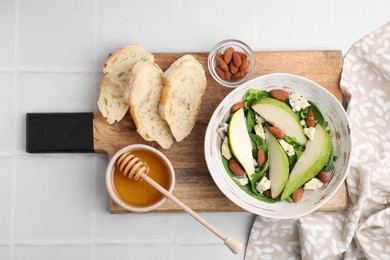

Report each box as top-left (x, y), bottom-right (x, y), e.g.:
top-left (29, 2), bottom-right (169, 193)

top-left (245, 21), bottom-right (390, 259)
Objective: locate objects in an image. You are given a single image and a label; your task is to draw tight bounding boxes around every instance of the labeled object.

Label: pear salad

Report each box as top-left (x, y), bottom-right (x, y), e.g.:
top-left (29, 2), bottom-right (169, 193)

top-left (217, 88), bottom-right (335, 203)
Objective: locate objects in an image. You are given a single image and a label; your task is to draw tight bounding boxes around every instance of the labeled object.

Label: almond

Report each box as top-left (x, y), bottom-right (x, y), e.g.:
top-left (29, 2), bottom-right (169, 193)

top-left (232, 52), bottom-right (242, 67)
top-left (230, 102), bottom-right (244, 113)
top-left (263, 189), bottom-right (272, 198)
top-left (216, 55), bottom-right (229, 72)
top-left (306, 110), bottom-right (315, 127)
top-left (228, 159), bottom-right (246, 177)
top-left (268, 126), bottom-right (284, 139)
top-left (291, 187), bottom-right (304, 202)
top-left (224, 70), bottom-right (232, 80)
top-left (257, 148), bottom-right (265, 167)
top-left (317, 171), bottom-right (328, 183)
top-left (223, 47), bottom-right (234, 64)
top-left (237, 52), bottom-right (247, 60)
top-left (239, 59), bottom-right (250, 71)
top-left (231, 70), bottom-right (247, 80)
top-left (229, 63), bottom-right (239, 74)
top-left (270, 89), bottom-right (289, 101)
top-left (215, 66), bottom-right (226, 80)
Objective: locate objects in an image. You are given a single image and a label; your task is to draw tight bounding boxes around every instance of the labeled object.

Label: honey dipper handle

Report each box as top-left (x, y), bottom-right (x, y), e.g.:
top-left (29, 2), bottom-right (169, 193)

top-left (141, 174), bottom-right (243, 254)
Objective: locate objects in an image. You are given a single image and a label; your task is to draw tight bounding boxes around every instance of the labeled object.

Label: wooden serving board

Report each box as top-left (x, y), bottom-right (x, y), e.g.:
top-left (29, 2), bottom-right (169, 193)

top-left (92, 50), bottom-right (348, 214)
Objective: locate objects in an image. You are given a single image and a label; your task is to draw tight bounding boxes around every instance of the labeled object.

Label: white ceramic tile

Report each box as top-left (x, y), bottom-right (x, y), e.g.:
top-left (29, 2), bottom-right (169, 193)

top-left (175, 244), bottom-right (243, 260)
top-left (15, 72), bottom-right (99, 153)
top-left (97, 0), bottom-right (175, 67)
top-left (255, 0), bottom-right (333, 51)
top-left (0, 73), bottom-right (15, 153)
top-left (174, 212), bottom-right (255, 244)
top-left (175, 0), bottom-right (257, 52)
top-left (0, 0), bottom-right (15, 68)
top-left (18, 0), bottom-right (95, 70)
top-left (95, 212), bottom-right (175, 242)
top-left (0, 158), bottom-right (12, 241)
top-left (18, 72), bottom-right (99, 112)
top-left (0, 246), bottom-right (10, 260)
top-left (331, 0), bottom-right (390, 54)
top-left (14, 155), bottom-right (95, 240)
top-left (95, 244), bottom-right (174, 260)
top-left (14, 245), bottom-right (90, 260)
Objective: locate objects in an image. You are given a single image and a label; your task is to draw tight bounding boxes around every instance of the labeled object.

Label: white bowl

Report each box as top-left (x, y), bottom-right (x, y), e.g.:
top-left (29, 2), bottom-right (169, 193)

top-left (105, 144), bottom-right (175, 213)
top-left (204, 73), bottom-right (352, 219)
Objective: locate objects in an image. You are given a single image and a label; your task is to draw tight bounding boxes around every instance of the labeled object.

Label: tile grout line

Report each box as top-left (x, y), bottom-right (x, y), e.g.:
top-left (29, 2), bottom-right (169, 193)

top-left (91, 0), bottom-right (99, 258)
top-left (10, 0), bottom-right (20, 258)
top-left (329, 0), bottom-right (336, 50)
top-left (172, 0), bottom-right (176, 51)
top-left (253, 0), bottom-right (258, 49)
top-left (0, 67), bottom-right (99, 74)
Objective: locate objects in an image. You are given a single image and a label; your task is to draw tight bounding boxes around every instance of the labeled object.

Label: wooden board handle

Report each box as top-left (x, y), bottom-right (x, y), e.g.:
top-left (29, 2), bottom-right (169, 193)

top-left (26, 113), bottom-right (94, 153)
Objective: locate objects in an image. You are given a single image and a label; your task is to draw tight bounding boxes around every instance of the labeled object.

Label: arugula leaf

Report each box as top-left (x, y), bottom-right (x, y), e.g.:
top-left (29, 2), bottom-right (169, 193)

top-left (299, 107), bottom-right (310, 119)
top-left (283, 135), bottom-right (305, 169)
top-left (246, 108), bottom-right (256, 133)
top-left (249, 133), bottom-right (268, 154)
top-left (309, 101), bottom-right (328, 128)
top-left (283, 135), bottom-right (304, 159)
top-left (323, 145), bottom-right (336, 171)
top-left (221, 157), bottom-right (276, 203)
top-left (243, 89), bottom-right (269, 109)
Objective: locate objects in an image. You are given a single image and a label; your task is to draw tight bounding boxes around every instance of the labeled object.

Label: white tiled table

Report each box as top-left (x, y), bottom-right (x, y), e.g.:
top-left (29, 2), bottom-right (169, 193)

top-left (1, 1), bottom-right (389, 259)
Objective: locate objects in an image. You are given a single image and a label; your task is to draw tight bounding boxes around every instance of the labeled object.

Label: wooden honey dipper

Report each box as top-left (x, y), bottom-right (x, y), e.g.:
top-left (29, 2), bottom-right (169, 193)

top-left (116, 152), bottom-right (243, 254)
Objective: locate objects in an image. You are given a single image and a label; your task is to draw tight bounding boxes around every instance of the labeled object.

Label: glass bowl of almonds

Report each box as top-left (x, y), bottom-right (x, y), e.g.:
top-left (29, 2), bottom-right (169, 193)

top-left (208, 39), bottom-right (256, 88)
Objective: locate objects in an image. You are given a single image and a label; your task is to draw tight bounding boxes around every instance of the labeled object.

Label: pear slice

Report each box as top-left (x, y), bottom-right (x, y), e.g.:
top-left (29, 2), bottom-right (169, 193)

top-left (280, 124), bottom-right (332, 200)
top-left (228, 108), bottom-right (255, 179)
top-left (252, 98), bottom-right (307, 145)
top-left (265, 130), bottom-right (289, 198)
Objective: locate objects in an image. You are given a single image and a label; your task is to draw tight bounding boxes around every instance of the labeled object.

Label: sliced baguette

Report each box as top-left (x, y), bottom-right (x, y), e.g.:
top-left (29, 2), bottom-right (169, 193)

top-left (159, 54), bottom-right (207, 142)
top-left (98, 45), bottom-right (154, 124)
top-left (125, 61), bottom-right (173, 149)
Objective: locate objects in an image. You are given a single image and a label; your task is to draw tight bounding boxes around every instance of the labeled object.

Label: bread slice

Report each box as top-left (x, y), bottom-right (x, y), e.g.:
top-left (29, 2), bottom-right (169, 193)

top-left (98, 45), bottom-right (154, 124)
top-left (159, 54), bottom-right (207, 142)
top-left (125, 61), bottom-right (174, 149)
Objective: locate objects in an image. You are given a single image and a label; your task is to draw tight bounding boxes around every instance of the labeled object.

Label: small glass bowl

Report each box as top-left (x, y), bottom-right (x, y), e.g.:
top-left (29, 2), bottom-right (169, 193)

top-left (208, 39), bottom-right (256, 88)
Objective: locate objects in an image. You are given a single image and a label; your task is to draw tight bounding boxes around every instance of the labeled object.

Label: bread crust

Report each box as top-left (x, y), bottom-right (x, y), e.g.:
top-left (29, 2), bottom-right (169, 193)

top-left (159, 55), bottom-right (207, 142)
top-left (125, 61), bottom-right (173, 149)
top-left (98, 45), bottom-right (154, 124)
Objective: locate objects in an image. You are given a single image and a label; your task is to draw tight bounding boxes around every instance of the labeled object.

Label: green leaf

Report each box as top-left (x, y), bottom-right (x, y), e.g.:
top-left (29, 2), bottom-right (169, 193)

top-left (300, 107), bottom-right (310, 119)
top-left (243, 89), bottom-right (270, 109)
top-left (308, 101), bottom-right (328, 128)
top-left (221, 157), bottom-right (276, 203)
top-left (283, 135), bottom-right (304, 158)
top-left (282, 135), bottom-right (305, 169)
top-left (323, 144), bottom-right (336, 171)
top-left (246, 108), bottom-right (256, 133)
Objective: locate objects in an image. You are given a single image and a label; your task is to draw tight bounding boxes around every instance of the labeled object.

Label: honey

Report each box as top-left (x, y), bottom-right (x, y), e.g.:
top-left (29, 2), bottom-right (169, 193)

top-left (113, 149), bottom-right (171, 207)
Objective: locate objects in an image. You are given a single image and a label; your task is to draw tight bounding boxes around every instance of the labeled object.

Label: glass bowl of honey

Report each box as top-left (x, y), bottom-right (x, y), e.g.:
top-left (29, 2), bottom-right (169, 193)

top-left (105, 144), bottom-right (175, 213)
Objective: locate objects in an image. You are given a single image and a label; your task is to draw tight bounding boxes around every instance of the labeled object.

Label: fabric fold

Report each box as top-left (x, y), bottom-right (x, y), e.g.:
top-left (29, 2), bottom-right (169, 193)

top-left (245, 21), bottom-right (390, 259)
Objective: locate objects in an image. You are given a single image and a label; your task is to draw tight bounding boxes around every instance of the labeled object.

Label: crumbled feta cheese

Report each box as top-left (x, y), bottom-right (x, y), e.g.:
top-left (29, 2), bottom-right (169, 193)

top-left (256, 176), bottom-right (271, 193)
top-left (217, 123), bottom-right (229, 139)
top-left (221, 137), bottom-right (232, 160)
top-left (289, 92), bottom-right (310, 112)
top-left (304, 127), bottom-right (316, 141)
top-left (254, 123), bottom-right (266, 140)
top-left (278, 139), bottom-right (295, 156)
top-left (233, 176), bottom-right (249, 186)
top-left (255, 113), bottom-right (265, 124)
top-left (301, 119), bottom-right (306, 127)
top-left (303, 178), bottom-right (324, 190)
